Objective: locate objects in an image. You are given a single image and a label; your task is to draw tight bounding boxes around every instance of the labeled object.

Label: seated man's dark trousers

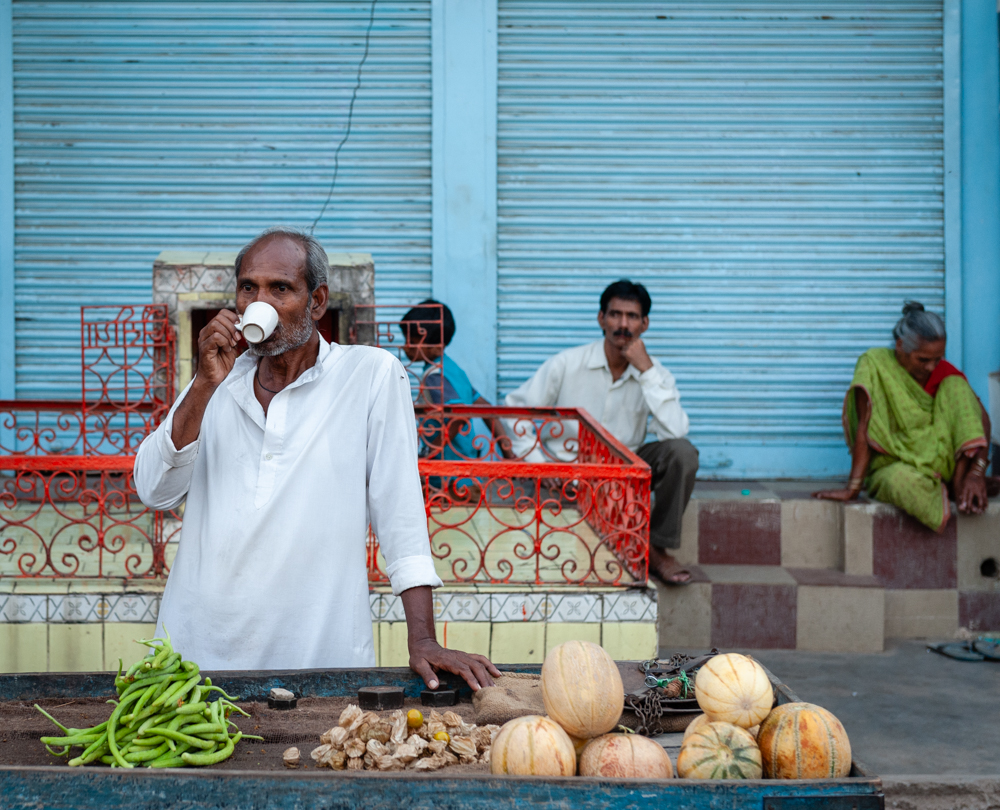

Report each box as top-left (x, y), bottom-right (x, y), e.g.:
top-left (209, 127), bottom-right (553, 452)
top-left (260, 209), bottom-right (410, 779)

top-left (634, 439), bottom-right (699, 550)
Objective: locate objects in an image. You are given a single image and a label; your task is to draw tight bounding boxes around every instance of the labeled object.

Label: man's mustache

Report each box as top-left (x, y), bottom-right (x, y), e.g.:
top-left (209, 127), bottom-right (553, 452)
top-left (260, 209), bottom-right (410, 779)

top-left (613, 328), bottom-right (633, 338)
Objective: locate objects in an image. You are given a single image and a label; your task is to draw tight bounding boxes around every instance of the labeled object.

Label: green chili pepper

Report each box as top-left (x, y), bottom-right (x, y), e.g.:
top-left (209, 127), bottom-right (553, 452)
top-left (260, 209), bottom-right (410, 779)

top-left (125, 742), bottom-right (172, 763)
top-left (182, 732), bottom-right (240, 767)
top-left (135, 728), bottom-right (216, 750)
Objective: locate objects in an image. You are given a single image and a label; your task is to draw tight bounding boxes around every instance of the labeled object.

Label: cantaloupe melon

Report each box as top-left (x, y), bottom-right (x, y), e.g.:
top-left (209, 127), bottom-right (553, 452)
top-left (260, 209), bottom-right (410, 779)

top-left (694, 653), bottom-right (773, 729)
top-left (489, 715), bottom-right (576, 776)
top-left (757, 702), bottom-right (851, 779)
top-left (676, 722), bottom-right (762, 780)
top-left (540, 640), bottom-right (624, 739)
top-left (578, 733), bottom-right (673, 779)
top-left (684, 713), bottom-right (757, 742)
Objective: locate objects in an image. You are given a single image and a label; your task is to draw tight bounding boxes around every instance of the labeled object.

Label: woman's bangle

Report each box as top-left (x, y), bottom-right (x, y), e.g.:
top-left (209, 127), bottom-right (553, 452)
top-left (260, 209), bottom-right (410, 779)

top-left (847, 477), bottom-right (864, 491)
top-left (972, 457), bottom-right (989, 476)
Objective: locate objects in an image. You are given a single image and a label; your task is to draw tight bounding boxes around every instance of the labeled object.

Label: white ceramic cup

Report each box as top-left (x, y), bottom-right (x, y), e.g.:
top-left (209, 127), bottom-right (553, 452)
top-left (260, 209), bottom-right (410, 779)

top-left (235, 301), bottom-right (279, 345)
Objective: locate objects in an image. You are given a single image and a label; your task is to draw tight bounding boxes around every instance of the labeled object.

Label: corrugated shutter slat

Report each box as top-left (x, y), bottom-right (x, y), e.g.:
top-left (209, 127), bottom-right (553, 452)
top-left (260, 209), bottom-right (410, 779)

top-left (497, 0), bottom-right (944, 476)
top-left (13, 0), bottom-right (431, 399)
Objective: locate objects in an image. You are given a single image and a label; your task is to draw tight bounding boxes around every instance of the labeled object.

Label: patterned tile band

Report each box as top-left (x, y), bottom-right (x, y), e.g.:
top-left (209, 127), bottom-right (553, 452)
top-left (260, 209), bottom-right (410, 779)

top-left (1, 590), bottom-right (656, 624)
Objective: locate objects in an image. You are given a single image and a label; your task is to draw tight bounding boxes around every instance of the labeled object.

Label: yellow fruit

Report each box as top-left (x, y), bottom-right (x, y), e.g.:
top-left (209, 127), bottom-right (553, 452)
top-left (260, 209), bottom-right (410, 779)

top-left (490, 715), bottom-right (576, 777)
top-left (540, 640), bottom-right (624, 739)
top-left (694, 653), bottom-right (773, 729)
top-left (579, 733), bottom-right (673, 779)
top-left (676, 722), bottom-right (762, 780)
top-left (407, 709), bottom-right (423, 729)
top-left (433, 731), bottom-right (450, 743)
top-left (757, 702), bottom-right (851, 779)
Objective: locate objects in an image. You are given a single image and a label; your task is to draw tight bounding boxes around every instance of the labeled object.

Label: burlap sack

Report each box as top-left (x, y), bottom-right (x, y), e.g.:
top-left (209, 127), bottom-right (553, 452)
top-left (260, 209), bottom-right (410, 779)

top-left (472, 673), bottom-right (546, 726)
top-left (473, 672), bottom-right (697, 734)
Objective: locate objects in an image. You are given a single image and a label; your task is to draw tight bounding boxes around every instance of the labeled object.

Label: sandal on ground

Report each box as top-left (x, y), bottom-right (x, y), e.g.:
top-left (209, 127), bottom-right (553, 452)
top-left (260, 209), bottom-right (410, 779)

top-left (927, 641), bottom-right (985, 661)
top-left (973, 638), bottom-right (1000, 661)
top-left (648, 550), bottom-right (692, 587)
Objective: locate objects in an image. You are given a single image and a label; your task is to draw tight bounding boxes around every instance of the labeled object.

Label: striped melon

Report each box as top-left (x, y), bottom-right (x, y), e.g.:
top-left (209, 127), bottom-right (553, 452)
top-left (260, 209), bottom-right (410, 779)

top-left (676, 722), bottom-right (763, 780)
top-left (757, 702), bottom-right (851, 779)
top-left (683, 713), bottom-right (759, 742)
top-left (489, 715), bottom-right (576, 777)
top-left (694, 653), bottom-right (773, 729)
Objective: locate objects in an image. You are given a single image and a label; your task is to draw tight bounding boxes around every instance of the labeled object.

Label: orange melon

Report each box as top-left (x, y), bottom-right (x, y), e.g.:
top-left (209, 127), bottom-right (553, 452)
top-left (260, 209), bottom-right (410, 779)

top-left (694, 653), bottom-right (773, 729)
top-left (489, 715), bottom-right (576, 777)
top-left (757, 702), bottom-right (851, 779)
top-left (578, 733), bottom-right (673, 779)
top-left (676, 722), bottom-right (762, 780)
top-left (541, 640), bottom-right (624, 739)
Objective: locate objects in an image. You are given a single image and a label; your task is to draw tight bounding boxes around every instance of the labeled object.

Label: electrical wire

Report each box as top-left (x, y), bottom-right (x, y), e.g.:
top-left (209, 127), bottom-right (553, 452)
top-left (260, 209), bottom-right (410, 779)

top-left (308, 0), bottom-right (378, 234)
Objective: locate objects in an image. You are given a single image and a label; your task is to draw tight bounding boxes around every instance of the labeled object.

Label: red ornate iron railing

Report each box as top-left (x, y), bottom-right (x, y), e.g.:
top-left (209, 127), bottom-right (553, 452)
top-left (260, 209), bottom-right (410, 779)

top-left (1, 304), bottom-right (651, 587)
top-left (80, 304), bottom-right (174, 455)
top-left (0, 306), bottom-right (175, 580)
top-left (366, 406), bottom-right (651, 586)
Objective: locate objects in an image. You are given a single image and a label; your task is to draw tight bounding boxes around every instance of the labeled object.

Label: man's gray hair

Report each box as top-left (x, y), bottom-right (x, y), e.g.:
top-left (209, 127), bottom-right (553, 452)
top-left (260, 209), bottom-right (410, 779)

top-left (234, 226), bottom-right (329, 293)
top-left (892, 300), bottom-right (946, 352)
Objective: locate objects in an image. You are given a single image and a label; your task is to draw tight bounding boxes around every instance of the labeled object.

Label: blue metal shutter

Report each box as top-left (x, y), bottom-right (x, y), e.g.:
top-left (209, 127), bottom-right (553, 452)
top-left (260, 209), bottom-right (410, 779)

top-left (12, 0), bottom-right (431, 399)
top-left (497, 1), bottom-right (944, 478)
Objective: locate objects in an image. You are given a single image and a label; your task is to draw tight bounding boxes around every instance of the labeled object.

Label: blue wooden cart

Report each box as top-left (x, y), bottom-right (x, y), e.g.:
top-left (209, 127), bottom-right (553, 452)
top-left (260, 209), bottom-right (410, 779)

top-left (0, 664), bottom-right (883, 809)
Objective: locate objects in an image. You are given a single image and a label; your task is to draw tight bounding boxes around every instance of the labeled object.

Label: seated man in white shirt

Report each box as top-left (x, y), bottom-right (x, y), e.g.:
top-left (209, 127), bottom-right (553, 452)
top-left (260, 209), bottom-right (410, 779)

top-left (504, 280), bottom-right (698, 585)
top-left (135, 226), bottom-right (499, 690)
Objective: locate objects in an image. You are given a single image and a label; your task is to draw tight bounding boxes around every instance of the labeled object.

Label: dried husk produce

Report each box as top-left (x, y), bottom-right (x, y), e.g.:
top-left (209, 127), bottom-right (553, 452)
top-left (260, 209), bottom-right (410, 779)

top-left (309, 705), bottom-right (499, 773)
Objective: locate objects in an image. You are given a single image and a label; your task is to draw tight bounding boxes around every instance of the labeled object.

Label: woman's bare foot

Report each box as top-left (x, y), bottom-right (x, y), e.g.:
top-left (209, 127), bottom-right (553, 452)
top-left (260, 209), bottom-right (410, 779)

top-left (648, 546), bottom-right (691, 585)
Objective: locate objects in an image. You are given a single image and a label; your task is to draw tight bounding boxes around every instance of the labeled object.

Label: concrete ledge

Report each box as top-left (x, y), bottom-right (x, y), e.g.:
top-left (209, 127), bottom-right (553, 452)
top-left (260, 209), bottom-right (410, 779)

top-left (883, 775), bottom-right (1000, 810)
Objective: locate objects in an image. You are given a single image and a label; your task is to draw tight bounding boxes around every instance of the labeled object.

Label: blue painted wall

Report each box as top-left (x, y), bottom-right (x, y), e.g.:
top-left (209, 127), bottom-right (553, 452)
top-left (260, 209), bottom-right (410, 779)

top-left (0, 0), bottom-right (13, 400)
top-left (1, 2), bottom-right (998, 476)
top-left (960, 0), bottom-right (1000, 404)
top-left (431, 0), bottom-right (498, 402)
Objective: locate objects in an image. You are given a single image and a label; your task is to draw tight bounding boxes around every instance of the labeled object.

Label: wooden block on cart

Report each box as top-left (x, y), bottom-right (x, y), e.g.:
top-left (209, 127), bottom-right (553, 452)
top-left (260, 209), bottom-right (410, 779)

top-left (358, 685), bottom-right (404, 710)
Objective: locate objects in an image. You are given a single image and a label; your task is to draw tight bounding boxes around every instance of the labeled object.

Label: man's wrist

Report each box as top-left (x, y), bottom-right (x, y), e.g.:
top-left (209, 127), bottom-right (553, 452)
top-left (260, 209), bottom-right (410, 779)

top-left (190, 374), bottom-right (222, 399)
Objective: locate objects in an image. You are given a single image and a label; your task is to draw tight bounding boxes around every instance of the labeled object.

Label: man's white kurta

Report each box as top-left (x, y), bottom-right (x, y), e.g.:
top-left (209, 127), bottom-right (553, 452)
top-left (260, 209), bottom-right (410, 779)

top-left (134, 338), bottom-right (442, 670)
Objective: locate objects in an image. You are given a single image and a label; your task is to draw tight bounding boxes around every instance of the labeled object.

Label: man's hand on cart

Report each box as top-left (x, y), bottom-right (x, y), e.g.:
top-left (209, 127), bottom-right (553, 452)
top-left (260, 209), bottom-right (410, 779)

top-left (409, 637), bottom-right (501, 692)
top-left (401, 586), bottom-right (501, 692)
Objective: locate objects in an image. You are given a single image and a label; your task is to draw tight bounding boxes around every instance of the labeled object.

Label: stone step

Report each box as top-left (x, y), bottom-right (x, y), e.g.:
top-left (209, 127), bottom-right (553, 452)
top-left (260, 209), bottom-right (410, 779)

top-left (663, 488), bottom-right (1000, 651)
top-left (656, 564), bottom-right (884, 653)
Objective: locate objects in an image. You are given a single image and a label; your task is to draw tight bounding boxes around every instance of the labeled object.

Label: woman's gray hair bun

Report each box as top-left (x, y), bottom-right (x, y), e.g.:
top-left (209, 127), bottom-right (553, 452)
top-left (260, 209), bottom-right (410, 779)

top-left (893, 300), bottom-right (945, 352)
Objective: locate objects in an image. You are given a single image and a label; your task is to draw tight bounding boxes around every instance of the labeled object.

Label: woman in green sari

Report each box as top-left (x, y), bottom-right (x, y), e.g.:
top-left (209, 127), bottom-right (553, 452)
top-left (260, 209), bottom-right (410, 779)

top-left (814, 302), bottom-right (993, 531)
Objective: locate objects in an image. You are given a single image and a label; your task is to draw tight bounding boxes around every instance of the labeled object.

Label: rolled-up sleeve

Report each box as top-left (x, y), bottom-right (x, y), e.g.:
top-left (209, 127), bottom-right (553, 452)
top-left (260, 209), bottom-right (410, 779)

top-left (366, 358), bottom-right (443, 596)
top-left (641, 363), bottom-right (690, 440)
top-left (134, 382), bottom-right (201, 511)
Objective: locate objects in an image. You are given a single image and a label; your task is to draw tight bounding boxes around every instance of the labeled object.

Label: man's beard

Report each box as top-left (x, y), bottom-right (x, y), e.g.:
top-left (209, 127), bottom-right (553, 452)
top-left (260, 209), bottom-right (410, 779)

top-left (248, 308), bottom-right (314, 357)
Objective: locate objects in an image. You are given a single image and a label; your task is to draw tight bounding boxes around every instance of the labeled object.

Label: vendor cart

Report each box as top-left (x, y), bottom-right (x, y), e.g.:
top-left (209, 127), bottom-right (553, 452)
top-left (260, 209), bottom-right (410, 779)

top-left (0, 663), bottom-right (883, 810)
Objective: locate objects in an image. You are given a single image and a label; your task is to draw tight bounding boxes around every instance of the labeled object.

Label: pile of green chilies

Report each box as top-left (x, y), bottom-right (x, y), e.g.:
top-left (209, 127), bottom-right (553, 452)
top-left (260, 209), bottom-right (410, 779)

top-left (36, 632), bottom-right (262, 768)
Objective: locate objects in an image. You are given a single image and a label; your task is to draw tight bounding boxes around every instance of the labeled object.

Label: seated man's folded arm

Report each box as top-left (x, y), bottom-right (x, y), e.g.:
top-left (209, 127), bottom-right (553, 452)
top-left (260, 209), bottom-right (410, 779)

top-left (134, 385), bottom-right (201, 511)
top-left (641, 363), bottom-right (690, 440)
top-left (502, 353), bottom-right (566, 461)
